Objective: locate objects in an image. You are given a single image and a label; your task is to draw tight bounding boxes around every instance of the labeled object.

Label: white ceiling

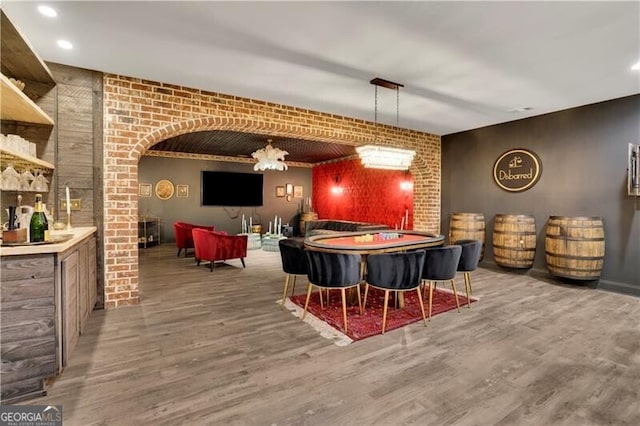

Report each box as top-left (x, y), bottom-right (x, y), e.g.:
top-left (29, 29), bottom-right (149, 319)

top-left (3, 1), bottom-right (640, 136)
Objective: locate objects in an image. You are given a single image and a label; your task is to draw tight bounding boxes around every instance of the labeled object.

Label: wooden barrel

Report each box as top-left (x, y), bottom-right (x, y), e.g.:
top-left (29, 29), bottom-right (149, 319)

top-left (250, 224), bottom-right (262, 234)
top-left (299, 212), bottom-right (318, 237)
top-left (545, 216), bottom-right (605, 280)
top-left (449, 212), bottom-right (485, 260)
top-left (493, 214), bottom-right (536, 269)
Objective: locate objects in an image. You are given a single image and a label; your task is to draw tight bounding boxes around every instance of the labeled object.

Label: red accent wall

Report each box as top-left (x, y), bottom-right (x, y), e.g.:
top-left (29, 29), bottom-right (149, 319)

top-left (312, 159), bottom-right (414, 229)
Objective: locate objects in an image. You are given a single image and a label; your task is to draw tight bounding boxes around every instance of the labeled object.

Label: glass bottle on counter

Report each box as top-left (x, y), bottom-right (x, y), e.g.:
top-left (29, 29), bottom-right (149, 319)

top-left (30, 193), bottom-right (49, 242)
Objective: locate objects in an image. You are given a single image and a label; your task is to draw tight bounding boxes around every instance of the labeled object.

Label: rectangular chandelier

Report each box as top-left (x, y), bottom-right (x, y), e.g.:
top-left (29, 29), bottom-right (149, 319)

top-left (356, 145), bottom-right (416, 170)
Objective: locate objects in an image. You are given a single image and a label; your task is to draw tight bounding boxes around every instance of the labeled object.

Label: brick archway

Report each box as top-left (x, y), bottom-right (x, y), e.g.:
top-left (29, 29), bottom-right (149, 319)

top-left (103, 74), bottom-right (440, 308)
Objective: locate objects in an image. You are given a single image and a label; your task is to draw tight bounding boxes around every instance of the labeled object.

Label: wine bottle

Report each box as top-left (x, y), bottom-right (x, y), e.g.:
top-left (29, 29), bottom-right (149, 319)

top-left (30, 194), bottom-right (49, 243)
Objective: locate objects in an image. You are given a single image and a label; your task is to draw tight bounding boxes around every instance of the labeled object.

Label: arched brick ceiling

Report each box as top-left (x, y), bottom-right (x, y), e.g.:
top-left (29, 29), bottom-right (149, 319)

top-left (149, 130), bottom-right (356, 164)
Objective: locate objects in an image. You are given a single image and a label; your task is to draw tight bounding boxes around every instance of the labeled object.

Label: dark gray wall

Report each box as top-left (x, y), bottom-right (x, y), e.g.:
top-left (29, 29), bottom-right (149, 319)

top-left (138, 156), bottom-right (312, 241)
top-left (442, 95), bottom-right (640, 295)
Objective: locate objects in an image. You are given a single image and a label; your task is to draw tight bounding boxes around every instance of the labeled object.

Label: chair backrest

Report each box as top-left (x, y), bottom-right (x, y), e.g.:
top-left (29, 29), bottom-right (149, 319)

top-left (454, 239), bottom-right (482, 272)
top-left (366, 250), bottom-right (426, 290)
top-left (192, 229), bottom-right (247, 260)
top-left (174, 222), bottom-right (215, 248)
top-left (422, 245), bottom-right (462, 281)
top-left (174, 222), bottom-right (192, 248)
top-left (305, 250), bottom-right (361, 288)
top-left (191, 228), bottom-right (211, 259)
top-left (279, 238), bottom-right (307, 275)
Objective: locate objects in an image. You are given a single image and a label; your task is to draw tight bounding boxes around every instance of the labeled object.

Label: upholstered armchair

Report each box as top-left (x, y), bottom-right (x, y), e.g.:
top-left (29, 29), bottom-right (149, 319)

top-left (173, 222), bottom-right (215, 257)
top-left (192, 228), bottom-right (248, 271)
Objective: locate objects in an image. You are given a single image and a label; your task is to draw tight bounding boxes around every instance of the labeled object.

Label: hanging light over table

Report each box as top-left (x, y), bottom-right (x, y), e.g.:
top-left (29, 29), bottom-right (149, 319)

top-left (357, 78), bottom-right (416, 171)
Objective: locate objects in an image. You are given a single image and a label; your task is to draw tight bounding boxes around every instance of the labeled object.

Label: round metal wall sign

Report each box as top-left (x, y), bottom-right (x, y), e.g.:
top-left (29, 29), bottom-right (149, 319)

top-left (493, 149), bottom-right (542, 192)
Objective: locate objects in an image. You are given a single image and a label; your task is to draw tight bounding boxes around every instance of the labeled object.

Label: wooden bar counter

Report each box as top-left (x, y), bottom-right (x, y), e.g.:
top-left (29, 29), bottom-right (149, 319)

top-left (1, 227), bottom-right (97, 403)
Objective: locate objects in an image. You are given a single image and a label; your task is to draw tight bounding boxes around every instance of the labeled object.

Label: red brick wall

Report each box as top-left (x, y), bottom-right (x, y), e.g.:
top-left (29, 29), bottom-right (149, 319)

top-left (103, 74), bottom-right (440, 308)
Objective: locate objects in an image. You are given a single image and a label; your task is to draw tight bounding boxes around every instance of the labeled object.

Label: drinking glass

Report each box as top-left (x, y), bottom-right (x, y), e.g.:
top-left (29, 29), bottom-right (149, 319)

top-left (2, 165), bottom-right (20, 191)
top-left (31, 172), bottom-right (49, 192)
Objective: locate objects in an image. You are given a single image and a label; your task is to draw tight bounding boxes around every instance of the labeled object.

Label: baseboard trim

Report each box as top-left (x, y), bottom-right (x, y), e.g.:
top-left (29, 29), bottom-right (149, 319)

top-left (597, 279), bottom-right (640, 297)
top-left (479, 261), bottom-right (639, 297)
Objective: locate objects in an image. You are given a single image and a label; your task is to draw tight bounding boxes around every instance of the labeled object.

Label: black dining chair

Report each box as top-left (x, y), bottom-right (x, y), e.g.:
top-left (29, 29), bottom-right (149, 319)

top-left (421, 245), bottom-right (463, 320)
top-left (364, 250), bottom-right (427, 334)
top-left (453, 239), bottom-right (482, 308)
top-left (279, 238), bottom-right (311, 309)
top-left (303, 250), bottom-right (362, 333)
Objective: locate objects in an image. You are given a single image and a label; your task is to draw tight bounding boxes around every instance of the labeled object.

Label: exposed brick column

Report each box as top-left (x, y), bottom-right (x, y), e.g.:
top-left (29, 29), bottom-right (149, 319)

top-left (103, 75), bottom-right (441, 308)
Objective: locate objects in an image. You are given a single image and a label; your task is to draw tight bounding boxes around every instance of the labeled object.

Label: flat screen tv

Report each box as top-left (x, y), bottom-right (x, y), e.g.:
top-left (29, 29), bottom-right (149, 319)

top-left (201, 171), bottom-right (263, 206)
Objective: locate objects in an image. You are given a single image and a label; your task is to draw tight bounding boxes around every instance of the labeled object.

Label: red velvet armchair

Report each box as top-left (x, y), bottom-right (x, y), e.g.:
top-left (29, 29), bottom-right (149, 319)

top-left (192, 228), bottom-right (248, 271)
top-left (173, 222), bottom-right (215, 257)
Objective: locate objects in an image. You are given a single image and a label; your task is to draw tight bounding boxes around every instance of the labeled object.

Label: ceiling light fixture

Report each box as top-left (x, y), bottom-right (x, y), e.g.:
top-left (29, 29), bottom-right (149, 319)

top-left (57, 39), bottom-right (73, 50)
top-left (509, 106), bottom-right (533, 113)
top-left (356, 78), bottom-right (415, 171)
top-left (251, 139), bottom-right (288, 171)
top-left (38, 5), bottom-right (57, 18)
top-left (632, 61), bottom-right (640, 71)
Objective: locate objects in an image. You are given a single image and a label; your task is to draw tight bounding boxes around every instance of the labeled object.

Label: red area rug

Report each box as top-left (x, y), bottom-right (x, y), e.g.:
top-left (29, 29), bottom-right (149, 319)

top-left (288, 286), bottom-right (476, 342)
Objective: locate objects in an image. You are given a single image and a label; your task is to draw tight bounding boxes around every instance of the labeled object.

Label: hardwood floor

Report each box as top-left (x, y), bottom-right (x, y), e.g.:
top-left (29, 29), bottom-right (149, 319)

top-left (26, 244), bottom-right (640, 425)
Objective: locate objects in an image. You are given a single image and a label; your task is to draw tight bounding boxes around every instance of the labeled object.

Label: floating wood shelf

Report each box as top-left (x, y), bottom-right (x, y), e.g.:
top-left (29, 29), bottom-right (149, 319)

top-left (0, 147), bottom-right (54, 172)
top-left (1, 10), bottom-right (55, 84)
top-left (0, 73), bottom-right (54, 125)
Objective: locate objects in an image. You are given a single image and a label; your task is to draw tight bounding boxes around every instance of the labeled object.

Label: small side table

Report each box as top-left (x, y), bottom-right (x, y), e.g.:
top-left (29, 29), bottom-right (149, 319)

top-left (246, 233), bottom-right (262, 250)
top-left (138, 216), bottom-right (161, 248)
top-left (262, 234), bottom-right (286, 252)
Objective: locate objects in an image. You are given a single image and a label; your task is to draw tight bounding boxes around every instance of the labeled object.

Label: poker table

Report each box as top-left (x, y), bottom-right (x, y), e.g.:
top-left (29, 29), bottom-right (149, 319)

top-left (304, 230), bottom-right (445, 254)
top-left (305, 230), bottom-right (445, 306)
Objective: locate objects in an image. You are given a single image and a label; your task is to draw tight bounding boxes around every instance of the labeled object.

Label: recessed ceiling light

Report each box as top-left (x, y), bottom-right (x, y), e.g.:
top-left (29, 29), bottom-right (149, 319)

top-left (57, 40), bottom-right (73, 50)
top-left (632, 61), bottom-right (640, 71)
top-left (38, 5), bottom-right (57, 18)
top-left (509, 106), bottom-right (533, 113)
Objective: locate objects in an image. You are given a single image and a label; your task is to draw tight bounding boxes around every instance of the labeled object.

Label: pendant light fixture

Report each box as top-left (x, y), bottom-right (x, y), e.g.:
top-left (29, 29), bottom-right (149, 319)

top-left (356, 78), bottom-right (416, 171)
top-left (251, 139), bottom-right (289, 171)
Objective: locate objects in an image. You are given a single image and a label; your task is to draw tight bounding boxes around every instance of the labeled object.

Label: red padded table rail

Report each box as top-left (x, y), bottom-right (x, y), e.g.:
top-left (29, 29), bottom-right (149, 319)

top-left (305, 231), bottom-right (444, 254)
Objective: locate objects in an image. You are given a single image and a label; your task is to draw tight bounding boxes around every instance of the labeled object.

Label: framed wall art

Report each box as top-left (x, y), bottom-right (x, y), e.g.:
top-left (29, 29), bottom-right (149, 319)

top-left (139, 183), bottom-right (152, 197)
top-left (276, 186), bottom-right (286, 197)
top-left (293, 185), bottom-right (303, 198)
top-left (176, 184), bottom-right (189, 198)
top-left (155, 179), bottom-right (174, 200)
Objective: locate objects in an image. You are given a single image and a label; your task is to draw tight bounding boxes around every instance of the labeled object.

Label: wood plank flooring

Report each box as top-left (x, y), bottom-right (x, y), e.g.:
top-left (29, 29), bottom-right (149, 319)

top-left (22, 244), bottom-right (640, 425)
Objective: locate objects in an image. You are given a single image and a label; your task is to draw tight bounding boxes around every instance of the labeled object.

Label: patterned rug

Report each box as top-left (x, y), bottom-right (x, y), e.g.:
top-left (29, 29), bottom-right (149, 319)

top-left (286, 285), bottom-right (477, 343)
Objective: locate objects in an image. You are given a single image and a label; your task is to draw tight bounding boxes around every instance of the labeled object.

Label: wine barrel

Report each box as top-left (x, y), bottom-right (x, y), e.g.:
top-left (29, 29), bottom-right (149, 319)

top-left (250, 224), bottom-right (262, 234)
top-left (493, 214), bottom-right (536, 268)
top-left (299, 212), bottom-right (318, 237)
top-left (449, 212), bottom-right (485, 260)
top-left (545, 216), bottom-right (605, 280)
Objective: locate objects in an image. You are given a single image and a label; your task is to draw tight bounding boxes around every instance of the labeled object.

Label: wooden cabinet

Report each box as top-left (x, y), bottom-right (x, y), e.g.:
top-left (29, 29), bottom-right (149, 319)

top-left (0, 230), bottom-right (97, 403)
top-left (0, 255), bottom-right (57, 403)
top-left (0, 10), bottom-right (56, 183)
top-left (61, 251), bottom-right (79, 366)
top-left (88, 239), bottom-right (97, 312)
top-left (77, 237), bottom-right (96, 334)
top-left (59, 235), bottom-right (97, 367)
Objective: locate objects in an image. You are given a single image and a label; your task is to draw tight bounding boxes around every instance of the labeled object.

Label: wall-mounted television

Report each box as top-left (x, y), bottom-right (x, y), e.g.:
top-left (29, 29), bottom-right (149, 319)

top-left (201, 171), bottom-right (264, 206)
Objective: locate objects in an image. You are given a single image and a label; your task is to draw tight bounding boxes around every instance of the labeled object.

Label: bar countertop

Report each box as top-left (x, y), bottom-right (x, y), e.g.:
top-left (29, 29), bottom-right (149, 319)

top-left (0, 226), bottom-right (97, 256)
